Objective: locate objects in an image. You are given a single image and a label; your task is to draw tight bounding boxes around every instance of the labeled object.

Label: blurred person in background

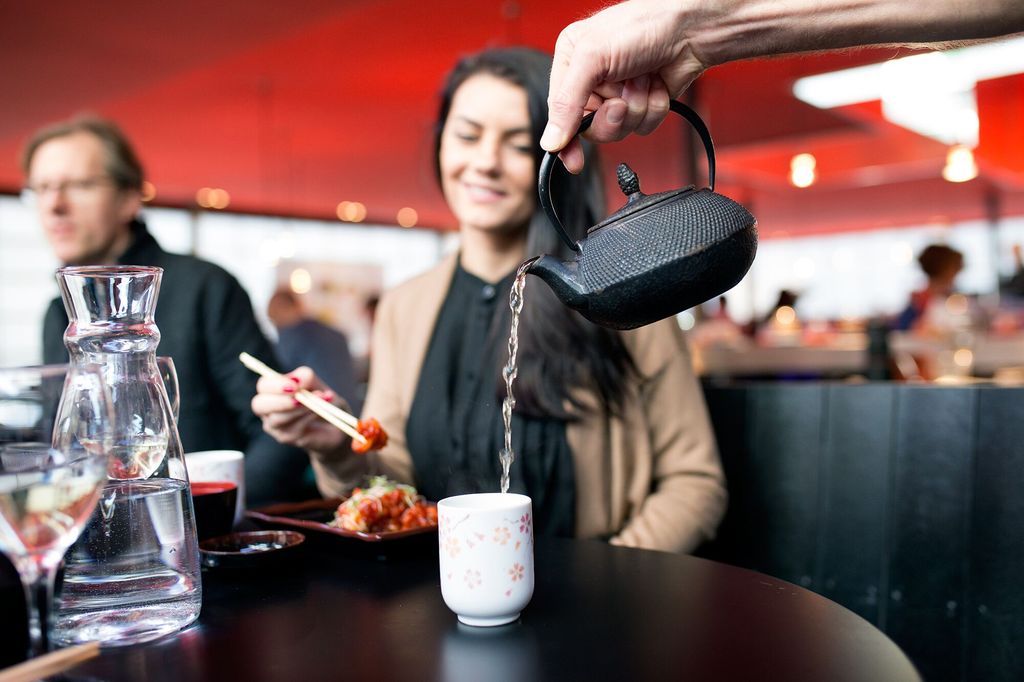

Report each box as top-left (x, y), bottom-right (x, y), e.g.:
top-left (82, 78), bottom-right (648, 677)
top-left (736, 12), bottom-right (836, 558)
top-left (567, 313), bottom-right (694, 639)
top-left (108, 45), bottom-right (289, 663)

top-left (895, 244), bottom-right (965, 333)
top-left (687, 296), bottom-right (747, 376)
top-left (253, 47), bottom-right (726, 553)
top-left (1000, 244), bottom-right (1024, 300)
top-left (22, 115), bottom-right (312, 504)
top-left (267, 288), bottom-right (360, 414)
top-left (353, 294), bottom-right (381, 395)
top-left (762, 290), bottom-right (800, 327)
top-left (689, 296), bottom-right (745, 348)
top-left (756, 289), bottom-right (802, 345)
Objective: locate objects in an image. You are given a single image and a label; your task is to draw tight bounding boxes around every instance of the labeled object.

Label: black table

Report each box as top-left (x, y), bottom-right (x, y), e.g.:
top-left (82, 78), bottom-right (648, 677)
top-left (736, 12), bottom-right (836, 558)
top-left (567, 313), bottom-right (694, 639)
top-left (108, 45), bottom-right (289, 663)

top-left (60, 535), bottom-right (920, 681)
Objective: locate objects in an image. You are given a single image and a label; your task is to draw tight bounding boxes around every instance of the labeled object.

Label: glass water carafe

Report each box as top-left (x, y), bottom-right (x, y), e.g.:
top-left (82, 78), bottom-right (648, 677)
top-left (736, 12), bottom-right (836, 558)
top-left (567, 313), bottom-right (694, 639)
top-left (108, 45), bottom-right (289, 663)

top-left (52, 265), bottom-right (201, 646)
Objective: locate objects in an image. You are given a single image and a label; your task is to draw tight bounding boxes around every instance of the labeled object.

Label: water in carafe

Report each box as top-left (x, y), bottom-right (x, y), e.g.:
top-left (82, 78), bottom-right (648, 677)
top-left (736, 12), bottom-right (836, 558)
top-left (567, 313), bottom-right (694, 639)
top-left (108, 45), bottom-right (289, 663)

top-left (53, 266), bottom-right (201, 646)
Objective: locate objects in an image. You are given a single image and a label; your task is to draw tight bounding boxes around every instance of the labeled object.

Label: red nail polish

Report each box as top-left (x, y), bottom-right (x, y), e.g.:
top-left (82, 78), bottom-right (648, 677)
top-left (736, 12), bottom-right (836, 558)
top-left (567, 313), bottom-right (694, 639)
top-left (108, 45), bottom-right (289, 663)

top-left (321, 391), bottom-right (334, 402)
top-left (283, 385), bottom-right (295, 394)
top-left (289, 376), bottom-right (301, 384)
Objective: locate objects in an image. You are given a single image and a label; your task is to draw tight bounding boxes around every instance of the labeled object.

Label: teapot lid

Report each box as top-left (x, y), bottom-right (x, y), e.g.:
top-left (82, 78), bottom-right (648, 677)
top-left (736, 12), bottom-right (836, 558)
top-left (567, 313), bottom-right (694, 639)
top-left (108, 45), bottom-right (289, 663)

top-left (592, 164), bottom-right (695, 231)
top-left (538, 100), bottom-right (718, 254)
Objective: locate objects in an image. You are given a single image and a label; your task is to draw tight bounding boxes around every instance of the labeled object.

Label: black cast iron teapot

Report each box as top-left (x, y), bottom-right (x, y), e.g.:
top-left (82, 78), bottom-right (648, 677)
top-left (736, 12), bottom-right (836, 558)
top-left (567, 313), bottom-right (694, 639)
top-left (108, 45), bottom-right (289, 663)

top-left (529, 100), bottom-right (757, 330)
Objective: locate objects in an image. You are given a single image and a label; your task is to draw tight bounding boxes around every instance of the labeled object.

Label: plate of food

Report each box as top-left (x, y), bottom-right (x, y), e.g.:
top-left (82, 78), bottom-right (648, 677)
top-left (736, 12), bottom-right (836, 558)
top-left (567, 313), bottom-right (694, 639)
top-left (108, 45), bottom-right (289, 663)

top-left (245, 476), bottom-right (438, 543)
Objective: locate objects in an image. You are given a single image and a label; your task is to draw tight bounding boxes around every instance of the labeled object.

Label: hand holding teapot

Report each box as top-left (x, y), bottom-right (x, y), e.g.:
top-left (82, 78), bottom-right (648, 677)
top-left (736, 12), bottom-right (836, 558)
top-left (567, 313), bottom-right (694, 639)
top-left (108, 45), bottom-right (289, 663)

top-left (529, 101), bottom-right (757, 330)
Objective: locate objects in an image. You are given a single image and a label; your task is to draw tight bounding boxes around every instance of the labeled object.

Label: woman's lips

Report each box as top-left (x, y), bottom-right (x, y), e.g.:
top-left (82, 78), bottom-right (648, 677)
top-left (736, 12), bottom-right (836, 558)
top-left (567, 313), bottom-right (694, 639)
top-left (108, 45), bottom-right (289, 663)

top-left (463, 183), bottom-right (505, 202)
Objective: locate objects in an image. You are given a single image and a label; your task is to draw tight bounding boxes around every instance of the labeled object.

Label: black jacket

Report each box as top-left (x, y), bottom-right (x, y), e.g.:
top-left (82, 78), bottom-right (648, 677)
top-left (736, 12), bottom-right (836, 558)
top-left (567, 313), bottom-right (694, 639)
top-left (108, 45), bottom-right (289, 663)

top-left (43, 223), bottom-right (315, 504)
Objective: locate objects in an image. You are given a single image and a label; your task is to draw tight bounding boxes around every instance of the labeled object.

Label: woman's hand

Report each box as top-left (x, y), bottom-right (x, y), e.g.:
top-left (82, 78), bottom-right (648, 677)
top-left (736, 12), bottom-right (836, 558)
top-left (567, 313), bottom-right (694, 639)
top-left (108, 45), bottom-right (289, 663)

top-left (251, 366), bottom-right (348, 455)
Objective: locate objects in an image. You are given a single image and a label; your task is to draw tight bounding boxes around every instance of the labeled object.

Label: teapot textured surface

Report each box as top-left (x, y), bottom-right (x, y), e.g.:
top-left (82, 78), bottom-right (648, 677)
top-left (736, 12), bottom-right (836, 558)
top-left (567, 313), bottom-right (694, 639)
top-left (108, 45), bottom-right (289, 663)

top-left (530, 100), bottom-right (758, 330)
top-left (580, 189), bottom-right (754, 291)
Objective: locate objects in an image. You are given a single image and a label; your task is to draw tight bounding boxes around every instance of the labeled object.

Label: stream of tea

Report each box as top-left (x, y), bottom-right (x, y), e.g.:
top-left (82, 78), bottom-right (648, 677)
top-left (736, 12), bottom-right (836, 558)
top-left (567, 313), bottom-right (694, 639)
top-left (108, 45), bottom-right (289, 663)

top-left (499, 259), bottom-right (535, 494)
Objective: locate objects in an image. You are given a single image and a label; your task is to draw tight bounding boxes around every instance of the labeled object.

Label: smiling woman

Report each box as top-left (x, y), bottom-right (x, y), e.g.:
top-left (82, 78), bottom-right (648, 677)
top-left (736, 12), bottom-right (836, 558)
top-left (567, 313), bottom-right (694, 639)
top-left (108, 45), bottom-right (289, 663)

top-left (438, 73), bottom-right (537, 242)
top-left (252, 47), bottom-right (727, 554)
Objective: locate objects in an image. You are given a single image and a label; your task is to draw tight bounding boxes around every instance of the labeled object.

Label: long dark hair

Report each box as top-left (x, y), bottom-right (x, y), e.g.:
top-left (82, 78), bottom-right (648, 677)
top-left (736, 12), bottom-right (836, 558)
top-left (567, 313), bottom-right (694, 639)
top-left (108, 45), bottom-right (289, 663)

top-left (434, 47), bottom-right (636, 419)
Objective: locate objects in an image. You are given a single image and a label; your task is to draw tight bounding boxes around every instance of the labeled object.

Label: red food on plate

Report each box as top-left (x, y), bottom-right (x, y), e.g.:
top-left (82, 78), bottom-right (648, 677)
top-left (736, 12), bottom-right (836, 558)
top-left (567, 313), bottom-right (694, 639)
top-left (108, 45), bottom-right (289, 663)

top-left (330, 477), bottom-right (436, 533)
top-left (352, 417), bottom-right (388, 454)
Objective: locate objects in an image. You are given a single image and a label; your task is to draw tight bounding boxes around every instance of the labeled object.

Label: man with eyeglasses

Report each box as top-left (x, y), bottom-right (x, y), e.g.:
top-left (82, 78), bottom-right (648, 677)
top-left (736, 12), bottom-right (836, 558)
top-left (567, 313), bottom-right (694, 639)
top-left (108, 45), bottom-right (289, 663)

top-left (21, 116), bottom-right (315, 506)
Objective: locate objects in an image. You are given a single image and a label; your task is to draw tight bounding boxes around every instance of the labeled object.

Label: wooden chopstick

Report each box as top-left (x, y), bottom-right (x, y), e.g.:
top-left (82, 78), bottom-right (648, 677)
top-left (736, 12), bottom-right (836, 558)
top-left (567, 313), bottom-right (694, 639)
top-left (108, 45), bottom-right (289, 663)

top-left (0, 641), bottom-right (100, 682)
top-left (240, 351), bottom-right (360, 428)
top-left (293, 391), bottom-right (366, 443)
top-left (302, 389), bottom-right (358, 427)
top-left (239, 352), bottom-right (367, 444)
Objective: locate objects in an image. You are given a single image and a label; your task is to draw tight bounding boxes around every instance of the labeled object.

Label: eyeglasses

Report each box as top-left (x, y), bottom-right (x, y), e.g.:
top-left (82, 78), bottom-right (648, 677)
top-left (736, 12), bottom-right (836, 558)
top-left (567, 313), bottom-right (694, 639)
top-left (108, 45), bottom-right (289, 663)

top-left (21, 176), bottom-right (115, 205)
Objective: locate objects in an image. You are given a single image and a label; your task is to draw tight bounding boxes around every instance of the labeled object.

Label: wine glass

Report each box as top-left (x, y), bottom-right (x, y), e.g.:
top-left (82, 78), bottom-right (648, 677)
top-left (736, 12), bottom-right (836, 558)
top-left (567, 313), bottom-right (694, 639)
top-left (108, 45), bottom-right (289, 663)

top-left (157, 356), bottom-right (179, 423)
top-left (0, 364), bottom-right (112, 657)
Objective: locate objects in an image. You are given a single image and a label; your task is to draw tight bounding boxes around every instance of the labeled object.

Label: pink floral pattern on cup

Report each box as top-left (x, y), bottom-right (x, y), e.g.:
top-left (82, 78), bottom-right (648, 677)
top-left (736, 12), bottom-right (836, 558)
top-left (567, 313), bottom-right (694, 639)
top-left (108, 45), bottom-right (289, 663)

top-left (463, 569), bottom-right (482, 589)
top-left (438, 493), bottom-right (534, 627)
top-left (493, 526), bottom-right (511, 545)
top-left (443, 536), bottom-right (461, 559)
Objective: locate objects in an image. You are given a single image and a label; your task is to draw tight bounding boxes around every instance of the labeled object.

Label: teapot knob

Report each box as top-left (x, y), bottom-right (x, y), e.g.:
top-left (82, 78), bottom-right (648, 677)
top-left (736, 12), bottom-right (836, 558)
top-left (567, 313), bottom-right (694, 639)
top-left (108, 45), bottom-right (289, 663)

top-left (616, 163), bottom-right (641, 197)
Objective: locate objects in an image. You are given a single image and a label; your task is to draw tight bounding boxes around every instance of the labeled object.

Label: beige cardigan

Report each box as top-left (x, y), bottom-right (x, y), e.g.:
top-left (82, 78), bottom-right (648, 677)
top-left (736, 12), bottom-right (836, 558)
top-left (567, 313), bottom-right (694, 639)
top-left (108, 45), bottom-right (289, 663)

top-left (310, 254), bottom-right (727, 553)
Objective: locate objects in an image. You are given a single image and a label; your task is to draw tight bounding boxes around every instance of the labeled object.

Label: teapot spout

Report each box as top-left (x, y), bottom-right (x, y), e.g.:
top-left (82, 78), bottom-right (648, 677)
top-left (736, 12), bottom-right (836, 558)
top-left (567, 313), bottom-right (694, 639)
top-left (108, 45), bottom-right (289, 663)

top-left (527, 255), bottom-right (588, 313)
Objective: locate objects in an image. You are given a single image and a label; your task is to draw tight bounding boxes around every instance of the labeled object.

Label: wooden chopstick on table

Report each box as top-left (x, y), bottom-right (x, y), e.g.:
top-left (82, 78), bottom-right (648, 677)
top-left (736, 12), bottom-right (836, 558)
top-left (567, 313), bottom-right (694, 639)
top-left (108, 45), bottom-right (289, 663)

top-left (239, 352), bottom-right (367, 444)
top-left (0, 641), bottom-right (100, 682)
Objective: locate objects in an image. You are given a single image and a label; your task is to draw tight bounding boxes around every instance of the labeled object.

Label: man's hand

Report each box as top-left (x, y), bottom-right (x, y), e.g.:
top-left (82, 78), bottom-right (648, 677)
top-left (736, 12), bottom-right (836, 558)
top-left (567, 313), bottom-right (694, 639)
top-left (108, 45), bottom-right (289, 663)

top-left (541, 1), bottom-right (707, 173)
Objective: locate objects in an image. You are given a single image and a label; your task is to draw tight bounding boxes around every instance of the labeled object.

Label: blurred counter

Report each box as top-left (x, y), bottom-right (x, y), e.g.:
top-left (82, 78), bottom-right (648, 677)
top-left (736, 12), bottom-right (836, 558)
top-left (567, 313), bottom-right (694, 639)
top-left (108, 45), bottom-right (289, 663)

top-left (694, 331), bottom-right (1024, 382)
top-left (696, 342), bottom-right (867, 379)
top-left (890, 332), bottom-right (1024, 378)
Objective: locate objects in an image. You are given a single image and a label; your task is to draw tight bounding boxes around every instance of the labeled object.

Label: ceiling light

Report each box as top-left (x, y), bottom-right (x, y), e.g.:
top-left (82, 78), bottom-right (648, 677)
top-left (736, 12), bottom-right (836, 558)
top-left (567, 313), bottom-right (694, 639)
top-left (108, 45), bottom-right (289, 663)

top-left (774, 306), bottom-right (797, 326)
top-left (793, 61), bottom-right (883, 109)
top-left (337, 201), bottom-right (366, 222)
top-left (209, 188), bottom-right (230, 210)
top-left (290, 268), bottom-right (312, 294)
top-left (789, 153), bottom-right (817, 188)
top-left (879, 52), bottom-right (978, 146)
top-left (953, 348), bottom-right (974, 368)
top-left (793, 36), bottom-right (1024, 108)
top-left (397, 207), bottom-right (418, 228)
top-left (942, 145), bottom-right (978, 183)
top-left (793, 36), bottom-right (1024, 145)
top-left (198, 187), bottom-right (230, 209)
top-left (351, 202), bottom-right (367, 222)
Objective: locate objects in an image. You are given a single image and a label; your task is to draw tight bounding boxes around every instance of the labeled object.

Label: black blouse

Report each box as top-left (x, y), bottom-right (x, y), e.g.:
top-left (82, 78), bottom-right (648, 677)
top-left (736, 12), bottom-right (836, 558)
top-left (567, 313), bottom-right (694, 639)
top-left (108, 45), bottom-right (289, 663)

top-left (405, 261), bottom-right (575, 537)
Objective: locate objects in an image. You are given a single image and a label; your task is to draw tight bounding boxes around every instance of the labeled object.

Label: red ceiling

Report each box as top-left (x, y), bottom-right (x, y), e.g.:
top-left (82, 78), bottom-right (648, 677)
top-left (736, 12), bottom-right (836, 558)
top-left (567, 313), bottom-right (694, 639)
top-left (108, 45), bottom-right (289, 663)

top-left (2, 1), bottom-right (1023, 237)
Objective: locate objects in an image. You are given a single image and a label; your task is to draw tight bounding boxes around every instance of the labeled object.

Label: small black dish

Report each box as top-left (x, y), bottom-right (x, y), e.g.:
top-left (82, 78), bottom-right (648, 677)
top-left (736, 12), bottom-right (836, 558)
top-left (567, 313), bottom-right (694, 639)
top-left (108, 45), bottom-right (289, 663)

top-left (199, 530), bottom-right (305, 569)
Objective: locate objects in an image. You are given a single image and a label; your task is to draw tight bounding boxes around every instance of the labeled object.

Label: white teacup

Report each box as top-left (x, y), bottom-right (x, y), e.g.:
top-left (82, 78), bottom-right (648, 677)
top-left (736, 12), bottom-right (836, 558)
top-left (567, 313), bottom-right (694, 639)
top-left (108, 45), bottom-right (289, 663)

top-left (438, 493), bottom-right (534, 627)
top-left (184, 450), bottom-right (246, 524)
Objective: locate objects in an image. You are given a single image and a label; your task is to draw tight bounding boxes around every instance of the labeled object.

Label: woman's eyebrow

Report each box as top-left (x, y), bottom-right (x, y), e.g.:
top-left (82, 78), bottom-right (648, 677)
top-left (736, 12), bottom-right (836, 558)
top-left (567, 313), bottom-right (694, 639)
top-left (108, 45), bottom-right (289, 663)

top-left (452, 116), bottom-right (530, 136)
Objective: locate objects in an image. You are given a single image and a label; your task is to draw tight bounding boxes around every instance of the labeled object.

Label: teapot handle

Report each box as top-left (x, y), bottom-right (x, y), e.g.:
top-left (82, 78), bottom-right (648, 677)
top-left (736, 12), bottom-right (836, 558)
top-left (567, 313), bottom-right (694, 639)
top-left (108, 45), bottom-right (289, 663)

top-left (538, 99), bottom-right (717, 254)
